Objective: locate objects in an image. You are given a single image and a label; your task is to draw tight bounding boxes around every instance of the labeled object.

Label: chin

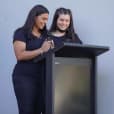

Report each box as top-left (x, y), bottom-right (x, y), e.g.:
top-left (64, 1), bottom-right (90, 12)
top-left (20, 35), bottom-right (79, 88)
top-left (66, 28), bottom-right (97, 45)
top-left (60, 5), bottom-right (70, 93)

top-left (58, 28), bottom-right (67, 32)
top-left (39, 27), bottom-right (44, 30)
top-left (61, 29), bottom-right (66, 31)
top-left (59, 27), bottom-right (67, 31)
top-left (41, 25), bottom-right (45, 29)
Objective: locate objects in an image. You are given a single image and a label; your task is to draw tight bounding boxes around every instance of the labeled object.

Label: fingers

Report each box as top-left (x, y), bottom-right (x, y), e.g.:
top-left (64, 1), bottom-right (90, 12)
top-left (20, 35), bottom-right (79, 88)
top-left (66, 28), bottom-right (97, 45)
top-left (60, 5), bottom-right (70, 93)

top-left (41, 41), bottom-right (51, 53)
top-left (47, 40), bottom-right (54, 49)
top-left (41, 40), bottom-right (54, 53)
top-left (50, 40), bottom-right (54, 49)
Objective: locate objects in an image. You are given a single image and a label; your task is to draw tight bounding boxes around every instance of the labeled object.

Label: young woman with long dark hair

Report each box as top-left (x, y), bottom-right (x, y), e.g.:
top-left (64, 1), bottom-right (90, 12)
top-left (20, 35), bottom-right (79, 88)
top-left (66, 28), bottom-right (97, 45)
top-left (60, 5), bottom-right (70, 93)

top-left (50, 7), bottom-right (82, 47)
top-left (12, 5), bottom-right (52, 114)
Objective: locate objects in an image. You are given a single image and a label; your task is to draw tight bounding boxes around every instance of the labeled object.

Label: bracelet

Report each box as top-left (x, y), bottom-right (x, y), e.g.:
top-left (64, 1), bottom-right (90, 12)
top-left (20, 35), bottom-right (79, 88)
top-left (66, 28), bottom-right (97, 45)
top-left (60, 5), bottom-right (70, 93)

top-left (40, 48), bottom-right (43, 55)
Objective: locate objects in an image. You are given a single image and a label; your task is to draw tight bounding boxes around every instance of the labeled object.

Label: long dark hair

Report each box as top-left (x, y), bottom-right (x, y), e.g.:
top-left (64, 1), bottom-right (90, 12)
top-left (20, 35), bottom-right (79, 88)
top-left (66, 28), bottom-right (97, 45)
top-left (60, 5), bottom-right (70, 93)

top-left (50, 7), bottom-right (76, 41)
top-left (20, 5), bottom-right (49, 37)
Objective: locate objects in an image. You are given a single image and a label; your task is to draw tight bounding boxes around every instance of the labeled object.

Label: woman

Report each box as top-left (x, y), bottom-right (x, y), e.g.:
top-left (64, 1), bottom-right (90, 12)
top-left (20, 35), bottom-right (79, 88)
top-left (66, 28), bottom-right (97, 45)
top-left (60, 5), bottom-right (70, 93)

top-left (50, 7), bottom-right (82, 48)
top-left (12, 5), bottom-right (52, 114)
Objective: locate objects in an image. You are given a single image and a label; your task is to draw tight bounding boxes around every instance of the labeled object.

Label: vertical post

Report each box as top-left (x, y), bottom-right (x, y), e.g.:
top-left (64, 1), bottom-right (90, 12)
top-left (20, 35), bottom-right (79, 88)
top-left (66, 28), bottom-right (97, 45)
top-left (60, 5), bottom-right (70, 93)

top-left (45, 51), bottom-right (54, 114)
top-left (90, 56), bottom-right (97, 114)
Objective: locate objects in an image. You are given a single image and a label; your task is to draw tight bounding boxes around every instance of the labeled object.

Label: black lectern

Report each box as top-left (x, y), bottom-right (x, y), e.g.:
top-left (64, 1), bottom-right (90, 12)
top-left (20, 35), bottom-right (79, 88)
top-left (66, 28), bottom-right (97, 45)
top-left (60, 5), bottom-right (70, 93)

top-left (45, 43), bottom-right (109, 114)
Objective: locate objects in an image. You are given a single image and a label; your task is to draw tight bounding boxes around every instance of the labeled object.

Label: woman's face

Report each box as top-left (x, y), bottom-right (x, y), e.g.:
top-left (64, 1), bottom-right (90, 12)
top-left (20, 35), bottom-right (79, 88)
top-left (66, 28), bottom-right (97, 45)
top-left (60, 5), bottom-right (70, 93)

top-left (56, 14), bottom-right (70, 31)
top-left (35, 13), bottom-right (49, 30)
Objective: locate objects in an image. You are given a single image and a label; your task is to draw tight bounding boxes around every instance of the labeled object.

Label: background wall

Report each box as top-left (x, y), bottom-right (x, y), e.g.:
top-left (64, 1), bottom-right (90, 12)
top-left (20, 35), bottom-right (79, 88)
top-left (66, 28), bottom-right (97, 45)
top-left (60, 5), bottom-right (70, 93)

top-left (0, 0), bottom-right (113, 114)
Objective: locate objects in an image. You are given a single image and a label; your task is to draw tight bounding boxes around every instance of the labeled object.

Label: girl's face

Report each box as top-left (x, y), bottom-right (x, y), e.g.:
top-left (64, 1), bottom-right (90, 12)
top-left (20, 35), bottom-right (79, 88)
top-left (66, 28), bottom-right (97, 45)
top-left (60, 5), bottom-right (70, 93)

top-left (35, 13), bottom-right (49, 30)
top-left (56, 14), bottom-right (70, 31)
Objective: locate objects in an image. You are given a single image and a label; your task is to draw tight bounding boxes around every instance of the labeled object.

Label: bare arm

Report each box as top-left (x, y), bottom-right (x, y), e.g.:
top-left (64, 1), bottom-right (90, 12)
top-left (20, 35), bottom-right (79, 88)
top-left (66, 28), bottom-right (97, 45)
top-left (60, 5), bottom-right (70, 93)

top-left (13, 40), bottom-right (51, 61)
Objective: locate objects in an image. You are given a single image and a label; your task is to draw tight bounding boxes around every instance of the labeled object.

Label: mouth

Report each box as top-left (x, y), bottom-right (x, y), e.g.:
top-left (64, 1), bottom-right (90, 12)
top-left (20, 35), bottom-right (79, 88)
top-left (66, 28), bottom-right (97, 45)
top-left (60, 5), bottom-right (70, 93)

top-left (60, 26), bottom-right (67, 30)
top-left (57, 26), bottom-right (67, 32)
top-left (40, 24), bottom-right (45, 29)
top-left (59, 25), bottom-right (67, 29)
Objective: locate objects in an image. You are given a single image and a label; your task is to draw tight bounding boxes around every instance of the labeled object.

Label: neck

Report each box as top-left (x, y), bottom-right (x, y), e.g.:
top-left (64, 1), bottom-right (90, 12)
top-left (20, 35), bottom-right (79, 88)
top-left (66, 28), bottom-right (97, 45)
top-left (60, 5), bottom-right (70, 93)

top-left (32, 26), bottom-right (41, 38)
top-left (53, 30), bottom-right (65, 37)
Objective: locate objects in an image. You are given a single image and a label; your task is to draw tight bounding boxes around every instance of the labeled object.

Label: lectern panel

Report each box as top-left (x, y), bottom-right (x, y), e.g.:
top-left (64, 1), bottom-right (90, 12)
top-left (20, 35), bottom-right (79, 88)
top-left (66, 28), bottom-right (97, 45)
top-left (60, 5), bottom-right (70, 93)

top-left (53, 58), bottom-right (91, 114)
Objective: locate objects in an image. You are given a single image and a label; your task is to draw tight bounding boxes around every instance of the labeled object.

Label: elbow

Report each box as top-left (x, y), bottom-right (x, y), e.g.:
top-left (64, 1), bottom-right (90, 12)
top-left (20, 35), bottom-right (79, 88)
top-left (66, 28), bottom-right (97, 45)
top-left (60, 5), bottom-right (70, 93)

top-left (14, 50), bottom-right (26, 61)
top-left (16, 54), bottom-right (23, 61)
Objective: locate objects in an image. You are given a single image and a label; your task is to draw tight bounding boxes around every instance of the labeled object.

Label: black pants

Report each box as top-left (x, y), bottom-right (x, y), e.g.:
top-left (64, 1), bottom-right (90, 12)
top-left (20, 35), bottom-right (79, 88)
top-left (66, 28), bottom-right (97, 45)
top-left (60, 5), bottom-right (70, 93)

top-left (12, 63), bottom-right (45, 114)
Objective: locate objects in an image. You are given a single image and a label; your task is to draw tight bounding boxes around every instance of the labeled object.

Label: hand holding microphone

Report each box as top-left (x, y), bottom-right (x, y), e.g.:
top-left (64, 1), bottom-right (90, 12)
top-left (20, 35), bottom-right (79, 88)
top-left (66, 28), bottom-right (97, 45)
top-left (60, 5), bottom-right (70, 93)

top-left (40, 40), bottom-right (52, 53)
top-left (40, 32), bottom-right (55, 54)
top-left (33, 32), bottom-right (54, 62)
top-left (46, 32), bottom-right (54, 49)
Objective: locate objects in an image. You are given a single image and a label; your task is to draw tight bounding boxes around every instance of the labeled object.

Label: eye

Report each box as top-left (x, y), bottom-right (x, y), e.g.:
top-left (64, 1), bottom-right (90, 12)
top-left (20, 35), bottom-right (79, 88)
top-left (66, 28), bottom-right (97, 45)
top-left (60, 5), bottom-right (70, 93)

top-left (59, 18), bottom-right (64, 22)
top-left (65, 19), bottom-right (70, 23)
top-left (42, 17), bottom-right (48, 21)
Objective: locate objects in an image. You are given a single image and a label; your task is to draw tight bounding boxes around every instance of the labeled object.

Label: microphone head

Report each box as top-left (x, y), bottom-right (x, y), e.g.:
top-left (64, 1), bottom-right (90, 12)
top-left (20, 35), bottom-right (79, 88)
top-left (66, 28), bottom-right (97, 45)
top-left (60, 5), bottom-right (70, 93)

top-left (47, 31), bottom-right (52, 40)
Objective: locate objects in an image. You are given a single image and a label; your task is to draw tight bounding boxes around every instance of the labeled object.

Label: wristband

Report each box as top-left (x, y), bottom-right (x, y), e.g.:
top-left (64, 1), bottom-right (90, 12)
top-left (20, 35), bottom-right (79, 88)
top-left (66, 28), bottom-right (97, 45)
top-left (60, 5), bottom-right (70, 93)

top-left (40, 48), bottom-right (43, 55)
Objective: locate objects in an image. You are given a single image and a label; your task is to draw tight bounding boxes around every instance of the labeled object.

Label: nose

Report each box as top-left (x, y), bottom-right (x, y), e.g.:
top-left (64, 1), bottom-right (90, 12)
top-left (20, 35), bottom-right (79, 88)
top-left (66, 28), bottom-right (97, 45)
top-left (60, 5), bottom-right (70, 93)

top-left (62, 20), bottom-right (67, 25)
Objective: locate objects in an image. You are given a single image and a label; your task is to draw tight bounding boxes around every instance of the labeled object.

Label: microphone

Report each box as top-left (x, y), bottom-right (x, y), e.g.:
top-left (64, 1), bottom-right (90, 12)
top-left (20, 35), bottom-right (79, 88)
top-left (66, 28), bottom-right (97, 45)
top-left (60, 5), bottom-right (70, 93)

top-left (33, 32), bottom-right (53, 63)
top-left (46, 31), bottom-right (53, 41)
top-left (46, 32), bottom-right (54, 49)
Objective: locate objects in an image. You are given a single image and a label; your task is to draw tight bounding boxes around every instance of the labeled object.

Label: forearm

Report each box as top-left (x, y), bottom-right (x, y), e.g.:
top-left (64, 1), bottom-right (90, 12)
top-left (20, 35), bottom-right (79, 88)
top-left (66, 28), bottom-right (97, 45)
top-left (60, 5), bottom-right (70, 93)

top-left (15, 48), bottom-right (43, 61)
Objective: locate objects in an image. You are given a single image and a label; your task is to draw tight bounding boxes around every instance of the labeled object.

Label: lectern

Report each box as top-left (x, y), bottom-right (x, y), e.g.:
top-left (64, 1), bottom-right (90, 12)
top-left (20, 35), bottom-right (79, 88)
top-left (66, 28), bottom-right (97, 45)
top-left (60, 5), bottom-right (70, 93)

top-left (45, 43), bottom-right (109, 114)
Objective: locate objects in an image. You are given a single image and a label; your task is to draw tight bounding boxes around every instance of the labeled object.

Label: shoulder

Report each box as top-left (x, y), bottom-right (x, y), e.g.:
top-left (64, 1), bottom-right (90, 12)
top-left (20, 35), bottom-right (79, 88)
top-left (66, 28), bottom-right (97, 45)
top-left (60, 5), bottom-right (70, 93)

top-left (14, 28), bottom-right (25, 37)
top-left (74, 33), bottom-right (83, 44)
top-left (13, 28), bottom-right (27, 43)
